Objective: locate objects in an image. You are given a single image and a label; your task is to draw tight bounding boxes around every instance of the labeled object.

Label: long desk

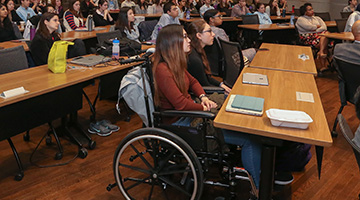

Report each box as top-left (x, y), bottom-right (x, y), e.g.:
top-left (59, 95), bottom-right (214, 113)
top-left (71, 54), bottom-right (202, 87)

top-left (238, 21), bottom-right (336, 31)
top-left (319, 31), bottom-right (355, 41)
top-left (214, 67), bottom-right (332, 199)
top-left (250, 43), bottom-right (317, 75)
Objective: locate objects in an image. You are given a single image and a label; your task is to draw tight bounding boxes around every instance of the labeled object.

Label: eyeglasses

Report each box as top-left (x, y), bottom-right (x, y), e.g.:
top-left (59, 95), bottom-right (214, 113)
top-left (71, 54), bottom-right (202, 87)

top-left (201, 29), bottom-right (213, 34)
top-left (211, 14), bottom-right (223, 18)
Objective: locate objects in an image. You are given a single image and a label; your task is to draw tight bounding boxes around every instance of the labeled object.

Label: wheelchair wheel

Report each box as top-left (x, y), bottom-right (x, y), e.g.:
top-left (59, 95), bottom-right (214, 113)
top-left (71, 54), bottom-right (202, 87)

top-left (113, 127), bottom-right (203, 200)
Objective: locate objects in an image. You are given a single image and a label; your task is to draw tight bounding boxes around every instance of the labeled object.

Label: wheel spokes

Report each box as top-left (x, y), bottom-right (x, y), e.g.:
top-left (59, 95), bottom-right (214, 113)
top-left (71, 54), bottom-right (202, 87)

top-left (119, 163), bottom-right (151, 175)
top-left (130, 143), bottom-right (153, 170)
top-left (158, 176), bottom-right (192, 197)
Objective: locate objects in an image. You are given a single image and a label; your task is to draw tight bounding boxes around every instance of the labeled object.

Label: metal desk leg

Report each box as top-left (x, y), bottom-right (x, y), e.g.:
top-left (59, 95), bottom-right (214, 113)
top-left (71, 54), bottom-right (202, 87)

top-left (259, 145), bottom-right (276, 200)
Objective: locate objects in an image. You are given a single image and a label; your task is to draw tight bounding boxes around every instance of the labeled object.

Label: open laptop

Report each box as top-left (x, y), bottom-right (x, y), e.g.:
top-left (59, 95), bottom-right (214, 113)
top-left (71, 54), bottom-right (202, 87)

top-left (242, 73), bottom-right (269, 86)
top-left (70, 55), bottom-right (112, 66)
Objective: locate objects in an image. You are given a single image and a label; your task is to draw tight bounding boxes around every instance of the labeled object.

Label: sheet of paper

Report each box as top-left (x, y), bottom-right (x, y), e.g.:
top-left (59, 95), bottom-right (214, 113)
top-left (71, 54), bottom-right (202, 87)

top-left (296, 92), bottom-right (314, 103)
top-left (298, 54), bottom-right (309, 61)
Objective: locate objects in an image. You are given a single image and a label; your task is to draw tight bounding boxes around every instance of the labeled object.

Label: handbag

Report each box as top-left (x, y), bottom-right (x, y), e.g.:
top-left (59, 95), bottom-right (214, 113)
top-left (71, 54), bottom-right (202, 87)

top-left (48, 41), bottom-right (74, 73)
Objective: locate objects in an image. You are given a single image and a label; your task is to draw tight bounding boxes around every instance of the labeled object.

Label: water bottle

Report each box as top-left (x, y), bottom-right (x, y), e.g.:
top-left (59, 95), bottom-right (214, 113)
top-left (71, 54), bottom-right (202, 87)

top-left (290, 14), bottom-right (294, 25)
top-left (88, 14), bottom-right (93, 31)
top-left (112, 39), bottom-right (120, 60)
top-left (292, 5), bottom-right (295, 14)
top-left (30, 25), bottom-right (36, 40)
top-left (282, 8), bottom-right (286, 17)
top-left (186, 9), bottom-right (190, 19)
top-left (109, 0), bottom-right (115, 10)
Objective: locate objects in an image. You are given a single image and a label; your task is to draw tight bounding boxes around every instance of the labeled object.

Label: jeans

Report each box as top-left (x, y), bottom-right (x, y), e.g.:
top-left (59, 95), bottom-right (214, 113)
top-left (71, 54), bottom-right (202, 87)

top-left (172, 117), bottom-right (193, 126)
top-left (222, 129), bottom-right (262, 188)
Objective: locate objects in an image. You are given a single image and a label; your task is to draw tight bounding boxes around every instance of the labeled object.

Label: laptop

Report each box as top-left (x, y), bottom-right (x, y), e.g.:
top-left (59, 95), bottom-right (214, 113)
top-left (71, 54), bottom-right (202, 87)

top-left (70, 55), bottom-right (112, 66)
top-left (242, 73), bottom-right (269, 86)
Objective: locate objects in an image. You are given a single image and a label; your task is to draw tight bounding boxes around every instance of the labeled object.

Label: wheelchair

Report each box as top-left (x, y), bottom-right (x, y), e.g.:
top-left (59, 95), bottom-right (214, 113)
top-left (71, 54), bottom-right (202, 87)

top-left (107, 56), bottom-right (258, 199)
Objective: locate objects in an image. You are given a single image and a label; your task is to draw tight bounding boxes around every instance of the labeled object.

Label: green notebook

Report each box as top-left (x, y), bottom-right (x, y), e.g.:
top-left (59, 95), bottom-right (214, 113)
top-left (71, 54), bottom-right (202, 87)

top-left (231, 95), bottom-right (264, 112)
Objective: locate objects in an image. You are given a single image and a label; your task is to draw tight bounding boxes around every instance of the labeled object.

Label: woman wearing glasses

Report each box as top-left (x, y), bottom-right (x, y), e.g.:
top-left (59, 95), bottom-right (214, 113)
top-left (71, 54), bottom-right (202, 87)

top-left (187, 19), bottom-right (231, 94)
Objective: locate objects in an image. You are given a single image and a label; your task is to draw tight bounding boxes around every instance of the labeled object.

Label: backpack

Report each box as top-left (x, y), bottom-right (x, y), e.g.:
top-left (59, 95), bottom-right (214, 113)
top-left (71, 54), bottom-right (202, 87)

top-left (275, 141), bottom-right (312, 172)
top-left (97, 37), bottom-right (142, 57)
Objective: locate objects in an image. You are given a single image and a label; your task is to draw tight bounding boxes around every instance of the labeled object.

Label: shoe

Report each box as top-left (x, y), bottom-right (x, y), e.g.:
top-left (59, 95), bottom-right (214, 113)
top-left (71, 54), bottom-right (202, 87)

top-left (98, 120), bottom-right (120, 132)
top-left (274, 171), bottom-right (294, 185)
top-left (88, 122), bottom-right (112, 136)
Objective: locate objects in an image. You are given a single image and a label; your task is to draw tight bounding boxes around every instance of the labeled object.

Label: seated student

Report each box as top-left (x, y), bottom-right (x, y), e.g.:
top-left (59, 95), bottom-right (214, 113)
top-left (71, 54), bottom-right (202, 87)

top-left (5, 0), bottom-right (22, 23)
top-left (216, 0), bottom-right (231, 16)
top-left (249, 0), bottom-right (259, 13)
top-left (296, 3), bottom-right (329, 72)
top-left (199, 0), bottom-right (213, 17)
top-left (345, 4), bottom-right (360, 32)
top-left (178, 0), bottom-right (187, 18)
top-left (107, 0), bottom-right (119, 10)
top-left (278, 0), bottom-right (286, 13)
top-left (0, 3), bottom-right (17, 42)
top-left (80, 0), bottom-right (95, 18)
top-left (231, 0), bottom-right (250, 17)
top-left (16, 0), bottom-right (36, 22)
top-left (93, 0), bottom-right (114, 26)
top-left (30, 0), bottom-right (44, 14)
top-left (51, 0), bottom-right (63, 18)
top-left (30, 12), bottom-right (86, 66)
top-left (265, 0), bottom-right (280, 16)
top-left (147, 0), bottom-right (163, 14)
top-left (254, 3), bottom-right (272, 24)
top-left (343, 0), bottom-right (357, 12)
top-left (115, 7), bottom-right (139, 42)
top-left (134, 0), bottom-right (147, 14)
top-left (121, 0), bottom-right (135, 8)
top-left (63, 0), bottom-right (86, 31)
top-left (334, 20), bottom-right (360, 65)
top-left (187, 19), bottom-right (231, 94)
top-left (204, 9), bottom-right (256, 62)
top-left (151, 2), bottom-right (180, 40)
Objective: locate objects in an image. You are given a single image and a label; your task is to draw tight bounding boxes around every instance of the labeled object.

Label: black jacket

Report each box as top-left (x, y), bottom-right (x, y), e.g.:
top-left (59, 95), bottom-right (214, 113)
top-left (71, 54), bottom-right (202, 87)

top-left (93, 11), bottom-right (114, 27)
top-left (30, 32), bottom-right (60, 66)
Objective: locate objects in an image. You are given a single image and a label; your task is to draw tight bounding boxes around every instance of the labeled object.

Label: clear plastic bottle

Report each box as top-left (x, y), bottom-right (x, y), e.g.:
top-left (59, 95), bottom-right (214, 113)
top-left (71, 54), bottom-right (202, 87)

top-left (112, 39), bottom-right (120, 60)
top-left (186, 9), bottom-right (190, 20)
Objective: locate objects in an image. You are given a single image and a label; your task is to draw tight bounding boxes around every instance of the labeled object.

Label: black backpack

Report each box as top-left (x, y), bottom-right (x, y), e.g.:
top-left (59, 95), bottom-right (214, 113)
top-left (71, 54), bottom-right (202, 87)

top-left (96, 37), bottom-right (142, 57)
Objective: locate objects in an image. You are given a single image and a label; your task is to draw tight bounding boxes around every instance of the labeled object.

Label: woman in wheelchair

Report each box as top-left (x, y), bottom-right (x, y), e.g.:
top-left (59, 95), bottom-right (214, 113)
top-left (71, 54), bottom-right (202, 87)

top-left (153, 24), bottom-right (263, 190)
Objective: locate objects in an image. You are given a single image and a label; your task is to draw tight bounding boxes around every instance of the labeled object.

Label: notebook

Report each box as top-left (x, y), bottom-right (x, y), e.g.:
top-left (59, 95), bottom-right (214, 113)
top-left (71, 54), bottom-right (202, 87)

top-left (242, 73), bottom-right (269, 86)
top-left (225, 95), bottom-right (264, 116)
top-left (70, 55), bottom-right (112, 66)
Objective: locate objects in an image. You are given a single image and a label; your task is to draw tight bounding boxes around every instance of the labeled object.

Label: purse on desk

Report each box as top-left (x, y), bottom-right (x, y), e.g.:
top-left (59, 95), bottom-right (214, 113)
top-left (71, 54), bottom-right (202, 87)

top-left (48, 41), bottom-right (74, 73)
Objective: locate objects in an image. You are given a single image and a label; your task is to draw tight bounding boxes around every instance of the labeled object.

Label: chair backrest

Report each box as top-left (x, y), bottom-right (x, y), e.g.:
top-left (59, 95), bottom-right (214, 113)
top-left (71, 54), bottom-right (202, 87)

top-left (204, 38), bottom-right (223, 76)
top-left (340, 11), bottom-right (352, 19)
top-left (218, 38), bottom-right (244, 88)
top-left (241, 14), bottom-right (259, 24)
top-left (315, 12), bottom-right (331, 21)
top-left (294, 8), bottom-right (301, 16)
top-left (12, 23), bottom-right (23, 39)
top-left (335, 18), bottom-right (347, 32)
top-left (337, 114), bottom-right (360, 172)
top-left (0, 46), bottom-right (28, 74)
top-left (333, 57), bottom-right (360, 104)
top-left (138, 20), bottom-right (158, 41)
top-left (96, 30), bottom-right (122, 45)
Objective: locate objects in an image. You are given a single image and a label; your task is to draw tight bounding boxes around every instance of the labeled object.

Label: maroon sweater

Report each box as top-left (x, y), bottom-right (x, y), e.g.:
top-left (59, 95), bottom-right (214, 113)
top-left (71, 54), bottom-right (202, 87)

top-left (155, 62), bottom-right (204, 121)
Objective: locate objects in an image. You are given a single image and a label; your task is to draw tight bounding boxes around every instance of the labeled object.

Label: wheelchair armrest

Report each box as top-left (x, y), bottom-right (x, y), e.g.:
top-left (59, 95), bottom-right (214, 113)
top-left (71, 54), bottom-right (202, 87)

top-left (202, 86), bottom-right (225, 94)
top-left (157, 110), bottom-right (216, 119)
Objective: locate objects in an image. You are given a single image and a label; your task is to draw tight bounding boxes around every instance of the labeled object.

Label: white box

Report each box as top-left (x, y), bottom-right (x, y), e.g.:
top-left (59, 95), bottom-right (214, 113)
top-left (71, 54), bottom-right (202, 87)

top-left (265, 109), bottom-right (313, 129)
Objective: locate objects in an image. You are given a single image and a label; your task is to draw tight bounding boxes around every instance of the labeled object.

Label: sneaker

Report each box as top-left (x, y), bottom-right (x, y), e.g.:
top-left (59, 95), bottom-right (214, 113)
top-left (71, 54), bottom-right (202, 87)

top-left (274, 172), bottom-right (294, 185)
top-left (98, 120), bottom-right (120, 132)
top-left (88, 122), bottom-right (112, 136)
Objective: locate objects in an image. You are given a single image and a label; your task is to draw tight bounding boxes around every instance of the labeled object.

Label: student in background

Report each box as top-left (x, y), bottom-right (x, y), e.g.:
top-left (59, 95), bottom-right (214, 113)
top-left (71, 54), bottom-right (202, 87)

top-left (93, 0), bottom-right (114, 26)
top-left (265, 0), bottom-right (280, 16)
top-left (343, 0), bottom-right (358, 12)
top-left (5, 0), bottom-right (22, 23)
top-left (178, 0), bottom-right (187, 18)
top-left (216, 0), bottom-right (231, 16)
top-left (80, 0), bottom-right (95, 18)
top-left (121, 0), bottom-right (135, 8)
top-left (199, 0), bottom-right (213, 17)
top-left (249, 0), bottom-right (259, 13)
top-left (345, 4), bottom-right (360, 32)
top-left (147, 0), bottom-right (163, 14)
top-left (63, 0), bottom-right (86, 31)
top-left (278, 0), bottom-right (286, 13)
top-left (334, 20), bottom-right (360, 65)
top-left (115, 6), bottom-right (139, 41)
top-left (30, 0), bottom-right (44, 14)
top-left (134, 0), bottom-right (147, 14)
top-left (51, 0), bottom-right (63, 18)
top-left (254, 3), bottom-right (272, 24)
top-left (151, 2), bottom-right (180, 40)
top-left (187, 19), bottom-right (231, 94)
top-left (0, 3), bottom-right (17, 42)
top-left (16, 0), bottom-right (36, 22)
top-left (231, 0), bottom-right (250, 17)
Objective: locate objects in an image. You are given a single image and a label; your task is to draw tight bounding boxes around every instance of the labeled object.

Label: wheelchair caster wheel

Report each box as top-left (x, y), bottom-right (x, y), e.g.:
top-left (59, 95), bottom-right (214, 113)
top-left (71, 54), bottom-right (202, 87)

top-left (78, 148), bottom-right (88, 159)
top-left (55, 152), bottom-right (63, 160)
top-left (88, 140), bottom-right (96, 150)
top-left (331, 130), bottom-right (338, 137)
top-left (46, 136), bottom-right (52, 145)
top-left (14, 172), bottom-right (24, 181)
top-left (23, 134), bottom-right (30, 142)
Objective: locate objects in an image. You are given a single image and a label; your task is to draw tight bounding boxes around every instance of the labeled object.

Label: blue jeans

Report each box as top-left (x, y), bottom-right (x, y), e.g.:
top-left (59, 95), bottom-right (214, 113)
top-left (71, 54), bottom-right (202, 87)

top-left (222, 129), bottom-right (262, 188)
top-left (172, 117), bottom-right (193, 126)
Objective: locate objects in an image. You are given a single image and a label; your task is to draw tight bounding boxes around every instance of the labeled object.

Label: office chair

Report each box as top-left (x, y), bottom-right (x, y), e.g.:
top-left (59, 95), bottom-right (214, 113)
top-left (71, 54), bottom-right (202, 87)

top-left (331, 58), bottom-right (360, 137)
top-left (340, 12), bottom-right (352, 19)
top-left (204, 38), bottom-right (223, 77)
top-left (218, 38), bottom-right (244, 88)
top-left (335, 18), bottom-right (347, 33)
top-left (337, 114), bottom-right (360, 199)
top-left (241, 14), bottom-right (260, 48)
top-left (294, 8), bottom-right (301, 16)
top-left (138, 20), bottom-right (158, 41)
top-left (315, 12), bottom-right (331, 21)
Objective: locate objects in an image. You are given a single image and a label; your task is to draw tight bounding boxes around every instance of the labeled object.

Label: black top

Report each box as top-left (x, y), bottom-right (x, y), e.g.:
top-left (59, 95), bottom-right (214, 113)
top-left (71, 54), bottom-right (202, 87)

top-left (30, 32), bottom-right (60, 66)
top-left (80, 1), bottom-right (95, 18)
top-left (187, 49), bottom-right (221, 87)
top-left (0, 24), bottom-right (16, 42)
top-left (93, 11), bottom-right (114, 26)
top-left (11, 10), bottom-right (23, 23)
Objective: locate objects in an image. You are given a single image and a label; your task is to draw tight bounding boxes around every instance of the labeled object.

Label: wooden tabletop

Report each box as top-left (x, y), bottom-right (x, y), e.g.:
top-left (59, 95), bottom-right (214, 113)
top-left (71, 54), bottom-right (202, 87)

top-left (214, 67), bottom-right (332, 147)
top-left (319, 31), bottom-right (355, 41)
top-left (0, 40), bottom-right (29, 51)
top-left (60, 25), bottom-right (113, 41)
top-left (325, 20), bottom-right (336, 28)
top-left (180, 16), bottom-right (242, 23)
top-left (238, 23), bottom-right (295, 31)
top-left (270, 15), bottom-right (297, 21)
top-left (250, 43), bottom-right (317, 75)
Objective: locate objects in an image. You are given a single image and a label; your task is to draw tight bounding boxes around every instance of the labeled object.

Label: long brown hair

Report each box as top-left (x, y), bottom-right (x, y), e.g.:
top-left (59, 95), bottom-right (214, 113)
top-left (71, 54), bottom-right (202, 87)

top-left (153, 24), bottom-right (188, 106)
top-left (115, 7), bottom-right (134, 34)
top-left (37, 12), bottom-right (61, 40)
top-left (187, 19), bottom-right (211, 74)
top-left (68, 0), bottom-right (82, 18)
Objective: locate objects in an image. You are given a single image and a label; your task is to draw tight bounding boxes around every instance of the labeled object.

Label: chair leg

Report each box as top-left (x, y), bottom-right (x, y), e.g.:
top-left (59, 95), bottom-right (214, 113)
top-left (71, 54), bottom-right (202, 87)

top-left (7, 138), bottom-right (24, 181)
top-left (23, 130), bottom-right (30, 141)
top-left (69, 112), bottom-right (96, 150)
top-left (122, 98), bottom-right (132, 122)
top-left (332, 105), bottom-right (345, 137)
top-left (48, 122), bottom-right (64, 160)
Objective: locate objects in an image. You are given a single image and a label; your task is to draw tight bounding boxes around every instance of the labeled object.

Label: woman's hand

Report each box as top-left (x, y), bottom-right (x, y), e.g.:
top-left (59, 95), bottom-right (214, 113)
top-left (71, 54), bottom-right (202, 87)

top-left (220, 83), bottom-right (231, 94)
top-left (201, 97), bottom-right (217, 111)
